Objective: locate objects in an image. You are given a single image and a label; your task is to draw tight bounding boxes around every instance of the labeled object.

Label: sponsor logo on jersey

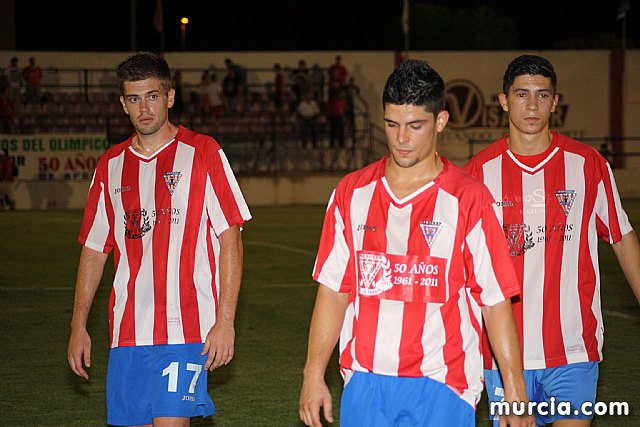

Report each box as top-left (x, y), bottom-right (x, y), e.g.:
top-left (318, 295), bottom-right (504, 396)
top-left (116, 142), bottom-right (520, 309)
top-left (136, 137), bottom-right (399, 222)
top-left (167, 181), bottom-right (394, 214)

top-left (114, 186), bottom-right (131, 194)
top-left (495, 200), bottom-right (513, 207)
top-left (503, 223), bottom-right (534, 256)
top-left (420, 221), bottom-right (442, 249)
top-left (358, 252), bottom-right (392, 296)
top-left (164, 171), bottom-right (182, 195)
top-left (555, 189), bottom-right (576, 216)
top-left (356, 224), bottom-right (377, 232)
top-left (124, 208), bottom-right (152, 239)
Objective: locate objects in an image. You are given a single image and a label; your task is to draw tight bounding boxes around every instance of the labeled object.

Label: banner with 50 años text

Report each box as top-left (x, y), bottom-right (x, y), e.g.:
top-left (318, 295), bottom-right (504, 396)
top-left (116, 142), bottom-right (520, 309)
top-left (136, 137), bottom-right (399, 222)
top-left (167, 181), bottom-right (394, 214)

top-left (0, 133), bottom-right (111, 181)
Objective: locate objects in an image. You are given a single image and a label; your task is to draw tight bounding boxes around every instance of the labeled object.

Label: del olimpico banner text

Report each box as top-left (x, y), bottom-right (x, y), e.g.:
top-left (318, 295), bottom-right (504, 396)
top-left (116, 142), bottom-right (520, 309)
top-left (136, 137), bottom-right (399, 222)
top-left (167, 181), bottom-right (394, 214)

top-left (0, 134), bottom-right (111, 181)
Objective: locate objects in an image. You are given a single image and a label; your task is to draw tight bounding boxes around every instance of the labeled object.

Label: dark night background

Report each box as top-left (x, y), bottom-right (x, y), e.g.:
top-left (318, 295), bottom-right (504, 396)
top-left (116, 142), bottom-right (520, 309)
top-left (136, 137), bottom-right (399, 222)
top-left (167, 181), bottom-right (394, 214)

top-left (11, 0), bottom-right (638, 52)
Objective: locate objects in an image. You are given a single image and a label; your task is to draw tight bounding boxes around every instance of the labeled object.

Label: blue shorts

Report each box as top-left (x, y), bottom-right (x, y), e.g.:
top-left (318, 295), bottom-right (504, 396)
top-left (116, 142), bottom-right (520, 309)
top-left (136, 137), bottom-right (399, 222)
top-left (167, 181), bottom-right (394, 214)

top-left (106, 343), bottom-right (215, 426)
top-left (340, 371), bottom-right (475, 427)
top-left (484, 362), bottom-right (598, 426)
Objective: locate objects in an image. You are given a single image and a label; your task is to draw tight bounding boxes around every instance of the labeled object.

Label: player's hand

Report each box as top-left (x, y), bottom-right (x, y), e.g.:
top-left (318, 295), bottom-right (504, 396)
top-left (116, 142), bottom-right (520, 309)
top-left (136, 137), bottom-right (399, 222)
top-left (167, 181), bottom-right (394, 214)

top-left (202, 320), bottom-right (235, 370)
top-left (67, 328), bottom-right (92, 380)
top-left (299, 377), bottom-right (333, 426)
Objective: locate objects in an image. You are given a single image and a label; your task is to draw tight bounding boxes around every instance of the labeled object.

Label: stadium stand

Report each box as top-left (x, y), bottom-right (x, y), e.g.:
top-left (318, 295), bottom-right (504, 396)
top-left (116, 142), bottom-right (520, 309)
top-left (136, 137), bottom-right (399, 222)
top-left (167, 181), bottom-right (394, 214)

top-left (12, 69), bottom-right (377, 175)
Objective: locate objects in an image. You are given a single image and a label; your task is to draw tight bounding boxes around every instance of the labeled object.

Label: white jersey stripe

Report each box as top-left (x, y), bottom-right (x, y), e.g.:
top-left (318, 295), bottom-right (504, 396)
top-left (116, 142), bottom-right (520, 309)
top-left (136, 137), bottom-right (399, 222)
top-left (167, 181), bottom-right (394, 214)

top-left (351, 182), bottom-right (377, 252)
top-left (432, 189), bottom-right (457, 299)
top-left (134, 158), bottom-right (157, 345)
top-left (372, 203), bottom-right (411, 374)
top-left (109, 152), bottom-right (127, 347)
top-left (482, 156), bottom-right (504, 225)
top-left (373, 299), bottom-right (404, 374)
top-left (84, 181), bottom-right (110, 252)
top-left (588, 205), bottom-right (605, 360)
top-left (316, 206), bottom-right (349, 291)
top-left (521, 170), bottom-right (545, 367)
top-left (220, 148), bottom-right (252, 221)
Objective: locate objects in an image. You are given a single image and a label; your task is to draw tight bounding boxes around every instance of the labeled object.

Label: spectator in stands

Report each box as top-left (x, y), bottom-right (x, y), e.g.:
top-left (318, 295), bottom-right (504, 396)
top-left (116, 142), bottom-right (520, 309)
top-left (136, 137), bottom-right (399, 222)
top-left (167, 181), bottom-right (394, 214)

top-left (327, 91), bottom-right (346, 149)
top-left (223, 67), bottom-right (240, 115)
top-left (200, 70), bottom-right (225, 125)
top-left (344, 76), bottom-right (365, 145)
top-left (0, 87), bottom-right (17, 134)
top-left (291, 59), bottom-right (311, 105)
top-left (209, 73), bottom-right (225, 125)
top-left (199, 70), bottom-right (214, 113)
top-left (599, 142), bottom-right (613, 167)
top-left (22, 57), bottom-right (43, 105)
top-left (224, 58), bottom-right (247, 101)
top-left (327, 54), bottom-right (348, 101)
top-left (0, 148), bottom-right (17, 210)
top-left (171, 70), bottom-right (185, 123)
top-left (4, 57), bottom-right (22, 110)
top-left (273, 63), bottom-right (285, 112)
top-left (297, 92), bottom-right (321, 149)
top-left (311, 63), bottom-right (325, 103)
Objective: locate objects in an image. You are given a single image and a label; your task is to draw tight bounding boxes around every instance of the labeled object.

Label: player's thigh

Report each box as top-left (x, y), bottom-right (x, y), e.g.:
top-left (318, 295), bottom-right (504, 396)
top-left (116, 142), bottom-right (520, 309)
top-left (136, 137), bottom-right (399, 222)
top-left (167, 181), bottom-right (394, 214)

top-left (153, 416), bottom-right (190, 427)
top-left (537, 362), bottom-right (598, 425)
top-left (107, 346), bottom-right (154, 426)
top-left (341, 371), bottom-right (474, 427)
top-left (148, 343), bottom-right (215, 420)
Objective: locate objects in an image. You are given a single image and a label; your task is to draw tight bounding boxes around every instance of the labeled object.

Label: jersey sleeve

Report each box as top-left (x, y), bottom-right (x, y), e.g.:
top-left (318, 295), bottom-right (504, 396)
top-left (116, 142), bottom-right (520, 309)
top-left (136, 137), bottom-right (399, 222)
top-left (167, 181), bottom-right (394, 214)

top-left (206, 148), bottom-right (251, 235)
top-left (78, 158), bottom-right (114, 253)
top-left (312, 188), bottom-right (353, 293)
top-left (594, 161), bottom-right (633, 244)
top-left (464, 189), bottom-right (520, 307)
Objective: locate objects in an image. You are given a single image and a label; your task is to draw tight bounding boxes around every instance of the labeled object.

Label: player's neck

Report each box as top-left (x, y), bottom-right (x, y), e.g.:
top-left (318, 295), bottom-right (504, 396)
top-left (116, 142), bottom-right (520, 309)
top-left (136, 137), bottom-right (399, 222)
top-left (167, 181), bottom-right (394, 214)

top-left (508, 129), bottom-right (553, 156)
top-left (135, 122), bottom-right (178, 155)
top-left (385, 154), bottom-right (442, 200)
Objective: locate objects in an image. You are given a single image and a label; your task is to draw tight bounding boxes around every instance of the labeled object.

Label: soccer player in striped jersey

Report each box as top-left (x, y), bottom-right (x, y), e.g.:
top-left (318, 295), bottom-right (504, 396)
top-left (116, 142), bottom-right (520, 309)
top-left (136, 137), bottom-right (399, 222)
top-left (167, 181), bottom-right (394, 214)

top-left (67, 53), bottom-right (251, 427)
top-left (299, 60), bottom-right (534, 427)
top-left (465, 55), bottom-right (640, 427)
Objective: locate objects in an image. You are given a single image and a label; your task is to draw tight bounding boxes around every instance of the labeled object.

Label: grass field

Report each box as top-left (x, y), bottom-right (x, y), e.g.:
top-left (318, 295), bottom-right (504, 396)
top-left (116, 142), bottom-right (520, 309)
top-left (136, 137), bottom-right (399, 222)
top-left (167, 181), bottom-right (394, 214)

top-left (0, 201), bottom-right (639, 426)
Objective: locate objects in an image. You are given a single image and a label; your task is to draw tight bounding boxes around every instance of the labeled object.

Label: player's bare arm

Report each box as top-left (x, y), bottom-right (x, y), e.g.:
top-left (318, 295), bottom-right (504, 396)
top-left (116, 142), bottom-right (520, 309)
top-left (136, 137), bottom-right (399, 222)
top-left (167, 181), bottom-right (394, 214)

top-left (612, 230), bottom-right (640, 304)
top-left (482, 299), bottom-right (536, 427)
top-left (300, 285), bottom-right (349, 427)
top-left (202, 225), bottom-right (243, 371)
top-left (68, 245), bottom-right (109, 380)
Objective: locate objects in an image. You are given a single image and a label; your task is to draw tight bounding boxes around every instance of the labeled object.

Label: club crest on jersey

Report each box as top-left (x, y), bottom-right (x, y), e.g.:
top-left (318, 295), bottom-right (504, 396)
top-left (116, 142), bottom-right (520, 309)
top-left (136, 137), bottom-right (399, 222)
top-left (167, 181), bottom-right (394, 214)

top-left (555, 190), bottom-right (576, 216)
top-left (124, 209), bottom-right (152, 239)
top-left (503, 223), bottom-right (534, 256)
top-left (164, 172), bottom-right (182, 196)
top-left (358, 252), bottom-right (392, 296)
top-left (420, 221), bottom-right (442, 249)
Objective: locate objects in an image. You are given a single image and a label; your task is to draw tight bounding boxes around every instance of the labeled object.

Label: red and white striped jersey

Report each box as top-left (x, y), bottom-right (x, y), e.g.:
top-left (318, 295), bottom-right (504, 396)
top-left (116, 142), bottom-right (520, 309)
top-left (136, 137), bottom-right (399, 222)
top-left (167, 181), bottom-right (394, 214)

top-left (313, 156), bottom-right (520, 408)
top-left (79, 126), bottom-right (251, 348)
top-left (465, 131), bottom-right (633, 370)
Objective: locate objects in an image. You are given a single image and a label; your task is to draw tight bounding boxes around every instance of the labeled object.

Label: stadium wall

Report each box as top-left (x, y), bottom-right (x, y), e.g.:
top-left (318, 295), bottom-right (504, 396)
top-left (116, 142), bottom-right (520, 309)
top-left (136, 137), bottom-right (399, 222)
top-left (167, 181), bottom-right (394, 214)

top-left (1, 50), bottom-right (639, 209)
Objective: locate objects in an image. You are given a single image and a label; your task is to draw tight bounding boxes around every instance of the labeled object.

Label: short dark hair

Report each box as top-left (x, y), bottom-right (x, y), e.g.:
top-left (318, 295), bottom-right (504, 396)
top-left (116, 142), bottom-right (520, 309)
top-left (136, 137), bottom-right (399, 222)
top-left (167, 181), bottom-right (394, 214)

top-left (116, 52), bottom-right (172, 94)
top-left (382, 59), bottom-right (445, 115)
top-left (503, 55), bottom-right (557, 95)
